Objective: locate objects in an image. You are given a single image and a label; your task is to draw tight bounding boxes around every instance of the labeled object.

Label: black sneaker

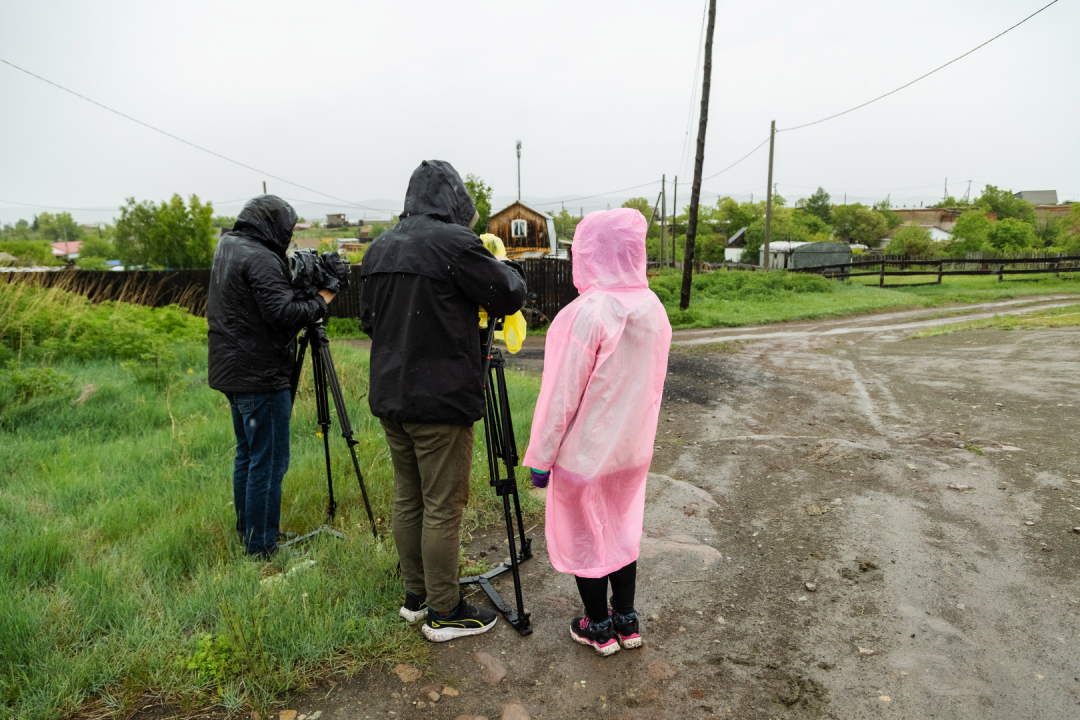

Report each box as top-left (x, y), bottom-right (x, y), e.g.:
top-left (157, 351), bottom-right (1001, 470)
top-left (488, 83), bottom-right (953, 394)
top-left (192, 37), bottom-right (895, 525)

top-left (610, 609), bottom-right (642, 649)
top-left (422, 601), bottom-right (498, 642)
top-left (399, 591), bottom-right (428, 623)
top-left (570, 616), bottom-right (620, 656)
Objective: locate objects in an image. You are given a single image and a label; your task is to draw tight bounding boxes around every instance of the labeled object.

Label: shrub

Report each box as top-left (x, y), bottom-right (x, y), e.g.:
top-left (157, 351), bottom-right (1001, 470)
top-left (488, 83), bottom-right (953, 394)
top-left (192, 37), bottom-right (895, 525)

top-left (886, 224), bottom-right (933, 256)
top-left (987, 218), bottom-right (1038, 252)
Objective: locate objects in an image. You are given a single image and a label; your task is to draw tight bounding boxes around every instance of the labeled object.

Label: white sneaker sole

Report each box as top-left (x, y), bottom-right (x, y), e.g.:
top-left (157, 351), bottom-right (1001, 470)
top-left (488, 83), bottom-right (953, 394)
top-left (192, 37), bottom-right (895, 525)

top-left (399, 606), bottom-right (427, 623)
top-left (571, 629), bottom-right (621, 657)
top-left (422, 616), bottom-right (497, 643)
top-left (618, 635), bottom-right (643, 649)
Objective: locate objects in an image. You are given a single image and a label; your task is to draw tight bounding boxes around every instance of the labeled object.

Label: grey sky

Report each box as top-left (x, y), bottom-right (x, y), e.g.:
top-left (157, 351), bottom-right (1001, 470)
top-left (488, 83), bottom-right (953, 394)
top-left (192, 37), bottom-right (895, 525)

top-left (1, 0), bottom-right (1076, 227)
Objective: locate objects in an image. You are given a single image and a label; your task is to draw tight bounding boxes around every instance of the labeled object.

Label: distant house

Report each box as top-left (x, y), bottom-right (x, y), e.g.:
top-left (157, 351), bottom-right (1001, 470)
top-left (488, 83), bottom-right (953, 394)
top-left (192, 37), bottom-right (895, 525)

top-left (288, 238), bottom-right (323, 253)
top-left (0, 251), bottom-right (17, 266)
top-left (1014, 190), bottom-right (1058, 205)
top-left (51, 241), bottom-right (82, 259)
top-left (724, 227), bottom-right (748, 262)
top-left (761, 241), bottom-right (851, 270)
top-left (294, 222), bottom-right (313, 232)
top-left (487, 201), bottom-right (559, 258)
top-left (325, 213), bottom-right (347, 228)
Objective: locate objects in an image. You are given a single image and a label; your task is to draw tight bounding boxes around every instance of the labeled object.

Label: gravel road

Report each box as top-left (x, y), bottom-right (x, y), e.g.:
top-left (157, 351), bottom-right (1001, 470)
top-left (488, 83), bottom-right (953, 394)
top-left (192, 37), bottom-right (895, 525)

top-left (266, 298), bottom-right (1080, 720)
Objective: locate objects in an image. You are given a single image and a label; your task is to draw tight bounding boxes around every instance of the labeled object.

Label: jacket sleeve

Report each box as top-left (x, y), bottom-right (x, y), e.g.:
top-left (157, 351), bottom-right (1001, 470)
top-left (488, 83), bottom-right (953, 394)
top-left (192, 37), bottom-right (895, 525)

top-left (521, 313), bottom-right (598, 472)
top-left (246, 252), bottom-right (327, 336)
top-left (449, 242), bottom-right (527, 317)
top-left (359, 274), bottom-right (374, 336)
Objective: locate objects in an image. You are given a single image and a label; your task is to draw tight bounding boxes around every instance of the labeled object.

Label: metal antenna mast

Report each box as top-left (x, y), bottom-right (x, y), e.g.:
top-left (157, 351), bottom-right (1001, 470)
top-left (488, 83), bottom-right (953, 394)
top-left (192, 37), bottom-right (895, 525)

top-left (516, 140), bottom-right (522, 201)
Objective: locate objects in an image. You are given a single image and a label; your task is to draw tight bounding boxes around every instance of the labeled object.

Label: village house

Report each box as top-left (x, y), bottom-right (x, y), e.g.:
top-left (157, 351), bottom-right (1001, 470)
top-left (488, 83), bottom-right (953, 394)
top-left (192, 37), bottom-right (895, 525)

top-left (325, 213), bottom-right (347, 228)
top-left (486, 201), bottom-right (559, 258)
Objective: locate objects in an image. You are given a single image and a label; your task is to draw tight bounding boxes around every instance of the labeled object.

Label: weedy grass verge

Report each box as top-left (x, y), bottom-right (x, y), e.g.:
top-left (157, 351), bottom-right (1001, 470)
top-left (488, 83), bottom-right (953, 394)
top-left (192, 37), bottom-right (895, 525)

top-left (0, 282), bottom-right (541, 720)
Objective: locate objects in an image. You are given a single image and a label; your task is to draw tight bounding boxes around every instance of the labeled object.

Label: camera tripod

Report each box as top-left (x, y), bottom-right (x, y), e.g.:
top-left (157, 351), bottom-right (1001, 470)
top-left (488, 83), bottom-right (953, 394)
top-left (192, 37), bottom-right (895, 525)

top-left (286, 319), bottom-right (378, 544)
top-left (459, 320), bottom-right (533, 636)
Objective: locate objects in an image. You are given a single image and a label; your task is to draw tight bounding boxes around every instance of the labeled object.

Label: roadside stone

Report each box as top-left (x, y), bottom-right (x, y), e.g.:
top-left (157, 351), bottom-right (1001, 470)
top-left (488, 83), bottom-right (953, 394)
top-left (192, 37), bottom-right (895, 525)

top-left (279, 712), bottom-right (297, 720)
top-left (804, 504), bottom-right (830, 516)
top-left (442, 686), bottom-right (460, 697)
top-left (649, 613), bottom-right (660, 621)
top-left (308, 714), bottom-right (322, 720)
top-left (417, 701), bottom-right (427, 709)
top-left (858, 647), bottom-right (875, 655)
top-left (393, 664), bottom-right (423, 683)
top-left (647, 661), bottom-right (677, 680)
top-left (947, 483), bottom-right (973, 491)
top-left (250, 712), bottom-right (260, 720)
top-left (474, 651), bottom-right (507, 684)
top-left (428, 691), bottom-right (440, 703)
top-left (1024, 521), bottom-right (1035, 526)
top-left (805, 582), bottom-right (817, 592)
top-left (454, 716), bottom-right (489, 720)
top-left (1072, 527), bottom-right (1080, 534)
top-left (500, 700), bottom-right (530, 720)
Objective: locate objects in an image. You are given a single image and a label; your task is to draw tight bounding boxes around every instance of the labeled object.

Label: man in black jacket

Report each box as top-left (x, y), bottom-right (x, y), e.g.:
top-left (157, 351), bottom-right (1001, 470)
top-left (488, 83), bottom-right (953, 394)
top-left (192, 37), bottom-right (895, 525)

top-left (208, 195), bottom-right (335, 558)
top-left (361, 160), bottom-right (526, 642)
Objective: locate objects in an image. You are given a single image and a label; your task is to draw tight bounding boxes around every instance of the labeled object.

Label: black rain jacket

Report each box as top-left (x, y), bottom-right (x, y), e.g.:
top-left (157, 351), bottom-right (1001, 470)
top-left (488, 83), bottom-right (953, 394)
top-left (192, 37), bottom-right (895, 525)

top-left (360, 160), bottom-right (526, 425)
top-left (207, 195), bottom-right (327, 394)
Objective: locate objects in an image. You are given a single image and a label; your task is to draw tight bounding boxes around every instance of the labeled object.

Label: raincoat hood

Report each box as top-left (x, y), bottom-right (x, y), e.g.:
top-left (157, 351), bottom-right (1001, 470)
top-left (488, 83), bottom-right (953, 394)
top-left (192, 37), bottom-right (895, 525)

top-left (400, 160), bottom-right (476, 227)
top-left (571, 208), bottom-right (649, 293)
top-left (233, 195), bottom-right (297, 255)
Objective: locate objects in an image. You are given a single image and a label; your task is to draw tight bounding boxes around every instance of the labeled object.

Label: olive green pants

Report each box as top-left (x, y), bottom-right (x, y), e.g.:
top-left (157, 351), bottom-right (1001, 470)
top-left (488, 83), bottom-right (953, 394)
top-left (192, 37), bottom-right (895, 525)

top-left (381, 419), bottom-right (473, 614)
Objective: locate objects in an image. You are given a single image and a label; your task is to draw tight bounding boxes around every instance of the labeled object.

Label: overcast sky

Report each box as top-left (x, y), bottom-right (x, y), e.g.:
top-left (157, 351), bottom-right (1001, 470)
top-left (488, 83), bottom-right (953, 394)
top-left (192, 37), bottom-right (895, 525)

top-left (1, 0), bottom-right (1076, 226)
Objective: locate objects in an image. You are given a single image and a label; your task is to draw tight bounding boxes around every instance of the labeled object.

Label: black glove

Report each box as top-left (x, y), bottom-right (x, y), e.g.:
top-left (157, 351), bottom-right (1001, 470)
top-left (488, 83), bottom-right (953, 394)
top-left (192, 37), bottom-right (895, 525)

top-left (319, 250), bottom-right (351, 293)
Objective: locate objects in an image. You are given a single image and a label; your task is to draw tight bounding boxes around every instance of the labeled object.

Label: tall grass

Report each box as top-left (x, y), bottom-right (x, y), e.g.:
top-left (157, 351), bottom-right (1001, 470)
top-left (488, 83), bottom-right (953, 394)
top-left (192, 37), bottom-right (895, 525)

top-left (0, 283), bottom-right (541, 720)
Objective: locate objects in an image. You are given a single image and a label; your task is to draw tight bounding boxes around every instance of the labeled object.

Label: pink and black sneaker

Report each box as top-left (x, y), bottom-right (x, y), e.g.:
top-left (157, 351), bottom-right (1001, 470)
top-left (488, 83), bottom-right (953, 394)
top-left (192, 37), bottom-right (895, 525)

top-left (610, 609), bottom-right (642, 649)
top-left (570, 616), bottom-right (620, 656)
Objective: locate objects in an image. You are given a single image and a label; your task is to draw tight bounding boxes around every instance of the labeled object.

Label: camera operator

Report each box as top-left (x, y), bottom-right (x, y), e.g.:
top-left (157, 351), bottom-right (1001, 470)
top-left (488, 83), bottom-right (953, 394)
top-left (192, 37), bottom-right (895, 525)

top-left (361, 160), bottom-right (526, 642)
top-left (208, 195), bottom-right (336, 558)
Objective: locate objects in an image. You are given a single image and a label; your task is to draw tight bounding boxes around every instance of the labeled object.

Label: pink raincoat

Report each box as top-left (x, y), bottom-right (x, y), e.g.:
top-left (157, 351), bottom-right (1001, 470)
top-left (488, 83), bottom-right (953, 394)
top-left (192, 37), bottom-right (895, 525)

top-left (522, 208), bottom-right (671, 578)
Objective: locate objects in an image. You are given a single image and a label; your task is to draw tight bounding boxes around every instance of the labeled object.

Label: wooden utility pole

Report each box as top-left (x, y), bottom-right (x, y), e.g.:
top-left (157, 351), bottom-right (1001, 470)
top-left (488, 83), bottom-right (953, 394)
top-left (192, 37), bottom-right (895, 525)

top-left (262, 181), bottom-right (267, 194)
top-left (672, 176), bottom-right (678, 268)
top-left (680, 0), bottom-right (715, 310)
top-left (762, 120), bottom-right (776, 270)
top-left (516, 141), bottom-right (522, 201)
top-left (660, 174), bottom-right (667, 269)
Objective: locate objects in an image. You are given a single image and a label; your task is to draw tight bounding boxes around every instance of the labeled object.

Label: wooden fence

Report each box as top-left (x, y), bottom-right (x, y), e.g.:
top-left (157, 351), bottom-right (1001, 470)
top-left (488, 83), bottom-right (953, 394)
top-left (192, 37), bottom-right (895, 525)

top-left (3, 258), bottom-right (581, 326)
top-left (790, 253), bottom-right (1080, 288)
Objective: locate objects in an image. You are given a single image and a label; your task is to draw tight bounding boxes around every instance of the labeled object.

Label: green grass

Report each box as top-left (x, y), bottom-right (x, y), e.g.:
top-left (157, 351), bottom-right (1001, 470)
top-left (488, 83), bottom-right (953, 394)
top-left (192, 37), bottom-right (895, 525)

top-left (0, 284), bottom-right (541, 720)
top-left (908, 303), bottom-right (1080, 339)
top-left (650, 268), bottom-right (1080, 330)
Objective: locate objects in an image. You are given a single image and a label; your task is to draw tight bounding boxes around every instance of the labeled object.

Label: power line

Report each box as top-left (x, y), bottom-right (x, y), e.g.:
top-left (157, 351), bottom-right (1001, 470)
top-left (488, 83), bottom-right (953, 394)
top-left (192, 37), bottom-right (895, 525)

top-left (777, 182), bottom-right (947, 192)
top-left (679, 1), bottom-right (709, 177)
top-left (778, 0), bottom-right (1060, 133)
top-left (0, 198), bottom-right (119, 212)
top-left (0, 57), bottom-right (373, 210)
top-left (700, 136), bottom-right (771, 182)
top-left (529, 180), bottom-right (663, 207)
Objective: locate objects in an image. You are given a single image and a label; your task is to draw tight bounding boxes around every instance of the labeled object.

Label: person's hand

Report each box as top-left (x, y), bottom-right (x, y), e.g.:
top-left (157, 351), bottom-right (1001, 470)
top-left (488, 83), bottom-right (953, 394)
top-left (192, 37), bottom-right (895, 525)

top-left (318, 289), bottom-right (336, 304)
top-left (494, 254), bottom-right (508, 262)
top-left (529, 468), bottom-right (550, 488)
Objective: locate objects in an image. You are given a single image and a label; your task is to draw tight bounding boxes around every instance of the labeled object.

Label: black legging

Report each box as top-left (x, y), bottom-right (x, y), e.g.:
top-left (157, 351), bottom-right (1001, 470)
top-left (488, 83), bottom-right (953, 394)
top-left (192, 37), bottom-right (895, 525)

top-left (574, 561), bottom-right (637, 623)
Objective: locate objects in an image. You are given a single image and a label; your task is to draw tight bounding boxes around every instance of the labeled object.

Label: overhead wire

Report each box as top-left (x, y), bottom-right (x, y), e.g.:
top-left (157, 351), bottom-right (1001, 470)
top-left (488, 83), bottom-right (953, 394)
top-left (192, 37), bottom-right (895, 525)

top-left (678, 1), bottom-right (709, 177)
top-left (778, 0), bottom-right (1059, 133)
top-left (0, 57), bottom-right (377, 212)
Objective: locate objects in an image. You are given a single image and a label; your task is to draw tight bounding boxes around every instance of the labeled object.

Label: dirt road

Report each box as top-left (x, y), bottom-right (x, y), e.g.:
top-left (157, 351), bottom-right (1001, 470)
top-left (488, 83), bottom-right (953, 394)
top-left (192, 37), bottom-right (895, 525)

top-left (292, 298), bottom-right (1080, 720)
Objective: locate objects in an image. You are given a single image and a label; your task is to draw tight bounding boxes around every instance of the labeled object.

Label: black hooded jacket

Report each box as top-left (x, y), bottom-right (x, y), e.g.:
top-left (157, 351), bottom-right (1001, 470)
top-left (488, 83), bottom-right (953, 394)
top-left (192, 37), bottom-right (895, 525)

top-left (360, 160), bottom-right (526, 425)
top-left (207, 195), bottom-right (327, 394)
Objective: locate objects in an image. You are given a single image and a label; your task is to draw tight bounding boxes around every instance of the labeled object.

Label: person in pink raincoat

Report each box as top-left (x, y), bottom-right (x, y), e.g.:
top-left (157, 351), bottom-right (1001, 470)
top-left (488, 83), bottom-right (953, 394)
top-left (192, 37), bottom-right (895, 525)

top-left (522, 207), bottom-right (671, 656)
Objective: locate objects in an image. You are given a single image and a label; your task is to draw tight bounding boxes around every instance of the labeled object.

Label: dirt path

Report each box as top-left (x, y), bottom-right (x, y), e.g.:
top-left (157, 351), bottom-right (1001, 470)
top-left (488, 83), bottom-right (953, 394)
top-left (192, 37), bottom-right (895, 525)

top-left (287, 307), bottom-right (1080, 720)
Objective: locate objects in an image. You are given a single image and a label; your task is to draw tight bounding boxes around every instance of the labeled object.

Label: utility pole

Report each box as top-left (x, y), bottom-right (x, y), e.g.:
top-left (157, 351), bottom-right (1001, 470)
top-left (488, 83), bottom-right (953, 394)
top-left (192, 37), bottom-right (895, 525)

top-left (943, 177), bottom-right (948, 203)
top-left (672, 176), bottom-right (678, 268)
top-left (516, 141), bottom-right (522, 201)
top-left (660, 174), bottom-right (667, 269)
top-left (262, 181), bottom-right (267, 195)
top-left (762, 120), bottom-right (776, 271)
top-left (680, 0), bottom-right (715, 310)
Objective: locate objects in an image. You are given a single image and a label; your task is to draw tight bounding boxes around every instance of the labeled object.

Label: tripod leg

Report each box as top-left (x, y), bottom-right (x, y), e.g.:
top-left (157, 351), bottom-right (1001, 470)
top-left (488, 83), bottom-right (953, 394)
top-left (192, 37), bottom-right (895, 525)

top-left (494, 361), bottom-right (530, 558)
top-left (290, 329), bottom-right (311, 405)
top-left (317, 337), bottom-right (378, 540)
top-left (312, 348), bottom-right (336, 520)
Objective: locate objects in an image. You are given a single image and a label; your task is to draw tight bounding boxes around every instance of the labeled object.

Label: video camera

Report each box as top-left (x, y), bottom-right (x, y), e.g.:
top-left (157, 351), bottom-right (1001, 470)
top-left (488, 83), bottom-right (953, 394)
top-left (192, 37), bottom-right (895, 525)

top-left (289, 248), bottom-right (352, 300)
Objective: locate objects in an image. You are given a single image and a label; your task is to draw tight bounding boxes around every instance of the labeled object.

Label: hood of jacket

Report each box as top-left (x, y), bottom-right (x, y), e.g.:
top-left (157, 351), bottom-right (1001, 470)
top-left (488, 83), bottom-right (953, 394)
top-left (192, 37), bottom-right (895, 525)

top-left (400, 160), bottom-right (476, 227)
top-left (572, 208), bottom-right (649, 292)
top-left (232, 195), bottom-right (297, 255)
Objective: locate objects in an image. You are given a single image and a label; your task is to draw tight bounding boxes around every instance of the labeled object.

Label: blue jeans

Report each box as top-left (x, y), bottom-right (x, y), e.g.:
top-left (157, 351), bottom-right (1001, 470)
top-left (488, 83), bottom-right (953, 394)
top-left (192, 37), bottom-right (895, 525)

top-left (228, 390), bottom-right (292, 555)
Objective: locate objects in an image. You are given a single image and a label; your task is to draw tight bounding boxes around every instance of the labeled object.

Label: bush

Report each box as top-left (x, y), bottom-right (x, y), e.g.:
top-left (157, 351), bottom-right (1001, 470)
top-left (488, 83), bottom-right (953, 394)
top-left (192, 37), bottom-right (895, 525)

top-left (0, 282), bottom-right (207, 362)
top-left (987, 218), bottom-right (1038, 252)
top-left (651, 268), bottom-right (833, 304)
top-left (886, 224), bottom-right (933, 256)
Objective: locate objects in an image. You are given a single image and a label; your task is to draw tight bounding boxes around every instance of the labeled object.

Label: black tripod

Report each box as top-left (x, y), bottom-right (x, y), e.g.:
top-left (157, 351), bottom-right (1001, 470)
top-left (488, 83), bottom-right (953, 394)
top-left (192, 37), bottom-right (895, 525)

top-left (287, 319), bottom-right (378, 544)
top-left (459, 319), bottom-right (533, 636)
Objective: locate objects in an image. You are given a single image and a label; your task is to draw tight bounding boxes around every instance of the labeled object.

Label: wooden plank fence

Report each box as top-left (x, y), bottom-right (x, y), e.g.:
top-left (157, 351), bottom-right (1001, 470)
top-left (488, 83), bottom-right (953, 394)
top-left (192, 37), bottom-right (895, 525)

top-left (3, 258), bottom-right (581, 327)
top-left (790, 252), bottom-right (1080, 288)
